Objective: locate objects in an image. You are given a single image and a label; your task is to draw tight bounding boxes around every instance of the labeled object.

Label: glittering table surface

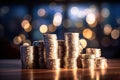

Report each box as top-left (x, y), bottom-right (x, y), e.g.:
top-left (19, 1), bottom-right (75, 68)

top-left (0, 59), bottom-right (120, 80)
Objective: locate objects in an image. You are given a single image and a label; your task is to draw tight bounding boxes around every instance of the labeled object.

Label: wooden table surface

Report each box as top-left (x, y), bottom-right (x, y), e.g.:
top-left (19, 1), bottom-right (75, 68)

top-left (0, 59), bottom-right (120, 80)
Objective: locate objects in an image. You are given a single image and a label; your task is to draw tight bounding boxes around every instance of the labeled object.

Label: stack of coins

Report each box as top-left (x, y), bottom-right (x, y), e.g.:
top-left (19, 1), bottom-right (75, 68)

top-left (95, 57), bottom-right (107, 69)
top-left (32, 40), bottom-right (45, 69)
top-left (58, 40), bottom-right (65, 68)
top-left (92, 48), bottom-right (101, 57)
top-left (43, 34), bottom-right (60, 70)
top-left (77, 48), bottom-right (107, 69)
top-left (81, 59), bottom-right (95, 68)
top-left (86, 48), bottom-right (101, 57)
top-left (77, 54), bottom-right (96, 68)
top-left (20, 45), bottom-right (39, 69)
top-left (86, 48), bottom-right (107, 69)
top-left (64, 32), bottom-right (80, 69)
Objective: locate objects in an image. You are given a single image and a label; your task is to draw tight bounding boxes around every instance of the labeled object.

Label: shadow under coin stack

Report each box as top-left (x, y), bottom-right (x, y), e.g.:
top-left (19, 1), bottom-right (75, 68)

top-left (20, 45), bottom-right (39, 69)
top-left (64, 33), bottom-right (80, 69)
top-left (43, 34), bottom-right (60, 70)
top-left (32, 40), bottom-right (45, 69)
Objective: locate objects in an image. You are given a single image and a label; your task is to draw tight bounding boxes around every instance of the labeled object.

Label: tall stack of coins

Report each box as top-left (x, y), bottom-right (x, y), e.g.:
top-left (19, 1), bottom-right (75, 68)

top-left (32, 40), bottom-right (45, 69)
top-left (20, 45), bottom-right (39, 69)
top-left (43, 34), bottom-right (60, 70)
top-left (64, 33), bottom-right (80, 69)
top-left (58, 40), bottom-right (65, 68)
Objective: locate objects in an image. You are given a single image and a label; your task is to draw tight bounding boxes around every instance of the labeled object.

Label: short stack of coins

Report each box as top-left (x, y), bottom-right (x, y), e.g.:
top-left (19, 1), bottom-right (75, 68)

top-left (58, 40), bottom-right (65, 68)
top-left (86, 48), bottom-right (107, 68)
top-left (43, 34), bottom-right (60, 70)
top-left (64, 33), bottom-right (80, 69)
top-left (32, 40), bottom-right (45, 69)
top-left (20, 45), bottom-right (39, 69)
top-left (77, 54), bottom-right (96, 68)
top-left (95, 57), bottom-right (107, 69)
top-left (86, 48), bottom-right (101, 58)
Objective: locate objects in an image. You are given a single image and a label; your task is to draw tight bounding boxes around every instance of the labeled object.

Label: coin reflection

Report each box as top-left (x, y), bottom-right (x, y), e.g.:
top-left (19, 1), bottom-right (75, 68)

top-left (96, 71), bottom-right (100, 80)
top-left (21, 69), bottom-right (34, 80)
top-left (72, 69), bottom-right (78, 80)
top-left (90, 69), bottom-right (95, 80)
top-left (54, 70), bottom-right (60, 80)
top-left (30, 70), bottom-right (33, 80)
top-left (101, 69), bottom-right (107, 76)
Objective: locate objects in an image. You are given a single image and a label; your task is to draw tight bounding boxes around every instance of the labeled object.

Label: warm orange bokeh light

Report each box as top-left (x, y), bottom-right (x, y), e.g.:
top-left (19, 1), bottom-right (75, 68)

top-left (83, 28), bottom-right (93, 39)
top-left (111, 29), bottom-right (120, 39)
top-left (48, 24), bottom-right (57, 32)
top-left (39, 24), bottom-right (48, 33)
top-left (104, 24), bottom-right (112, 35)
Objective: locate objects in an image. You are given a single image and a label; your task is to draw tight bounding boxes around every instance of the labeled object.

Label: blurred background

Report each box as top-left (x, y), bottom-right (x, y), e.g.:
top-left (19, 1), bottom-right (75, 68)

top-left (0, 0), bottom-right (120, 59)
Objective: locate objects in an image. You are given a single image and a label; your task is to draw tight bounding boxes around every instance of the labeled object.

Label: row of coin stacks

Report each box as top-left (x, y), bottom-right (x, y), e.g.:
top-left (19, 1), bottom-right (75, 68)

top-left (20, 33), bottom-right (107, 70)
top-left (77, 48), bottom-right (108, 69)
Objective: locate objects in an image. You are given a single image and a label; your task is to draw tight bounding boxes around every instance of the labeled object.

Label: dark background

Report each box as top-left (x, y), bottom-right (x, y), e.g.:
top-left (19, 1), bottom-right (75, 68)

top-left (0, 0), bottom-right (120, 59)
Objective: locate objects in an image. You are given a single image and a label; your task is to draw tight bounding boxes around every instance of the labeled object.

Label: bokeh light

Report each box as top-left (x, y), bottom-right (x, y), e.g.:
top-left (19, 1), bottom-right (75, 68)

top-left (21, 19), bottom-right (32, 32)
top-left (13, 36), bottom-right (22, 45)
top-left (0, 6), bottom-right (9, 15)
top-left (24, 24), bottom-right (32, 32)
top-left (77, 10), bottom-right (86, 18)
top-left (103, 24), bottom-right (112, 35)
top-left (101, 8), bottom-right (110, 18)
top-left (19, 34), bottom-right (26, 41)
top-left (48, 24), bottom-right (57, 32)
top-left (63, 19), bottom-right (72, 28)
top-left (111, 29), bottom-right (120, 39)
top-left (49, 2), bottom-right (57, 10)
top-left (75, 20), bottom-right (83, 28)
top-left (13, 34), bottom-right (26, 45)
top-left (83, 28), bottom-right (93, 39)
top-left (70, 7), bottom-right (79, 16)
top-left (86, 13), bottom-right (96, 26)
top-left (39, 24), bottom-right (48, 33)
top-left (37, 8), bottom-right (46, 17)
top-left (53, 12), bottom-right (62, 26)
top-left (79, 38), bottom-right (87, 48)
top-left (116, 18), bottom-right (120, 25)
top-left (21, 19), bottom-right (29, 28)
